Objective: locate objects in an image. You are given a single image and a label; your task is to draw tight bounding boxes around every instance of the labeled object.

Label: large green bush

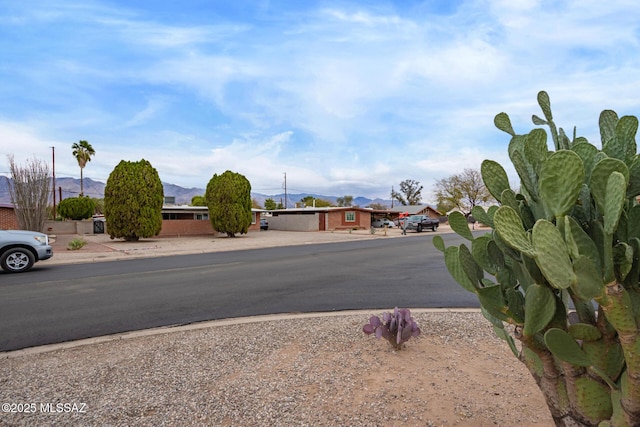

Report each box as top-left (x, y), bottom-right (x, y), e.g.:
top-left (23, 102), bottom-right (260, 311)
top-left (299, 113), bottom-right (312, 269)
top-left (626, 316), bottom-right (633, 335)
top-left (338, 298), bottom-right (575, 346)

top-left (104, 159), bottom-right (164, 241)
top-left (57, 196), bottom-right (95, 220)
top-left (205, 170), bottom-right (252, 237)
top-left (435, 91), bottom-right (640, 426)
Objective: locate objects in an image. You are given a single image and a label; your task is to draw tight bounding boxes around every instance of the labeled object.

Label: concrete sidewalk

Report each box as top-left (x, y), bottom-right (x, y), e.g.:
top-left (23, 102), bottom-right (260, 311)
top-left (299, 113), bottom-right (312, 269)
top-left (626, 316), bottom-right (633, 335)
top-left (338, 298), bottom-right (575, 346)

top-left (47, 225), bottom-right (452, 265)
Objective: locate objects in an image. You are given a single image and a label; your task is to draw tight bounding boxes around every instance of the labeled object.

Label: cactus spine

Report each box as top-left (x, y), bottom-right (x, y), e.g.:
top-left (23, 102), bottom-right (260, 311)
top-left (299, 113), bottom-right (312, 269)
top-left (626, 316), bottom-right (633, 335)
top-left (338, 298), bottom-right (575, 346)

top-left (434, 91), bottom-right (640, 426)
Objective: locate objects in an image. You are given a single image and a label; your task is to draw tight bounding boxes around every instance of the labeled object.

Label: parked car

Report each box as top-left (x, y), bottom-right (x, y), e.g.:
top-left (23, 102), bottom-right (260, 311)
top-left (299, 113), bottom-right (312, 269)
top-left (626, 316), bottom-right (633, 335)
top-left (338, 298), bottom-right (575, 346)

top-left (371, 218), bottom-right (395, 228)
top-left (260, 218), bottom-right (269, 230)
top-left (403, 215), bottom-right (439, 232)
top-left (0, 229), bottom-right (53, 273)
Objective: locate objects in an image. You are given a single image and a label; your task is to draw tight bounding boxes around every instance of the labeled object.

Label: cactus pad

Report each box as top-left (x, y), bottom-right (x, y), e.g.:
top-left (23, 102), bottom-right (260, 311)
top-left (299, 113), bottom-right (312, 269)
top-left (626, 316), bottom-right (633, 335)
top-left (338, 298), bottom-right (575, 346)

top-left (539, 150), bottom-right (585, 218)
top-left (532, 219), bottom-right (576, 289)
top-left (590, 158), bottom-right (629, 213)
top-left (523, 283), bottom-right (556, 337)
top-left (481, 159), bottom-right (511, 203)
top-left (448, 211), bottom-right (474, 241)
top-left (493, 206), bottom-right (535, 257)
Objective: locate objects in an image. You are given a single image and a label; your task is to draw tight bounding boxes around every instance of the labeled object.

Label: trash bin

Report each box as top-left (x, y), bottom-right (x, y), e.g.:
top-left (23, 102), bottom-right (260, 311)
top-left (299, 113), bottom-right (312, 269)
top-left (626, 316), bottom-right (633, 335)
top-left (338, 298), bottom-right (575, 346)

top-left (93, 216), bottom-right (105, 234)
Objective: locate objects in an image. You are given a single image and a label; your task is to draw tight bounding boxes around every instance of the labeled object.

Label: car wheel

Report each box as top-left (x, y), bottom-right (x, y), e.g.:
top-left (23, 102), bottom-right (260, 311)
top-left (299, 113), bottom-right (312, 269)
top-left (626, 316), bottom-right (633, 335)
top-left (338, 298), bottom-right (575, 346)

top-left (432, 225), bottom-right (437, 231)
top-left (1, 247), bottom-right (36, 273)
top-left (417, 224), bottom-right (422, 233)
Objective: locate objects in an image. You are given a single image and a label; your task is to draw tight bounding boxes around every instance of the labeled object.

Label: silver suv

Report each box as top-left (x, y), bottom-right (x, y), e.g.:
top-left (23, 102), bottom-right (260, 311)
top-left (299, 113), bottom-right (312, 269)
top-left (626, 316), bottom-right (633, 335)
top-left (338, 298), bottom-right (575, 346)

top-left (0, 229), bottom-right (53, 273)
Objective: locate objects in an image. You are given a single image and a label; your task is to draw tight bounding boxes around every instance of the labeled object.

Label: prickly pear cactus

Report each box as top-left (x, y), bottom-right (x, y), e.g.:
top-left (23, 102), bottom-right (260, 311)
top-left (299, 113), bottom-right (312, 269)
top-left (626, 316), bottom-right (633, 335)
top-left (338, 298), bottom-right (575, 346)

top-left (434, 91), bottom-right (640, 427)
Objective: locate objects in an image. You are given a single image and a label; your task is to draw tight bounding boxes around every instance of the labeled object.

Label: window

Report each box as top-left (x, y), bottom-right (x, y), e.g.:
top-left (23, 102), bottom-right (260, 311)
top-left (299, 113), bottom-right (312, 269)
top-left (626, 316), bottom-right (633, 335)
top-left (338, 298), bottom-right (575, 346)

top-left (345, 211), bottom-right (356, 222)
top-left (195, 213), bottom-right (208, 220)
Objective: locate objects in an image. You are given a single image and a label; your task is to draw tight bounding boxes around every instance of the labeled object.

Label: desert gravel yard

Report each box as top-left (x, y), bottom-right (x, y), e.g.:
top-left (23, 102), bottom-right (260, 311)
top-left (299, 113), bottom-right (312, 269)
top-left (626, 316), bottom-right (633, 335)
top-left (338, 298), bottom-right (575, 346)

top-left (1, 311), bottom-right (552, 426)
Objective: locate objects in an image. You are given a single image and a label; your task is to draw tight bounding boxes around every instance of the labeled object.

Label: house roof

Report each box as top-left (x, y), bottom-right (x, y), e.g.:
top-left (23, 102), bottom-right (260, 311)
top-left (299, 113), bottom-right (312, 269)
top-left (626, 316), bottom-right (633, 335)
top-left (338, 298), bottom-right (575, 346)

top-left (161, 205), bottom-right (264, 213)
top-left (388, 204), bottom-right (441, 215)
top-left (0, 203), bottom-right (15, 209)
top-left (268, 206), bottom-right (373, 213)
top-left (162, 205), bottom-right (208, 213)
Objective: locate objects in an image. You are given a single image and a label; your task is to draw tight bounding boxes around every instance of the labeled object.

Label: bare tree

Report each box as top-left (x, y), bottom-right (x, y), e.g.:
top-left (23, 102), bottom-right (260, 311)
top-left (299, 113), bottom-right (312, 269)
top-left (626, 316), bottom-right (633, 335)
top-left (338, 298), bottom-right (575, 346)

top-left (392, 179), bottom-right (423, 205)
top-left (434, 168), bottom-right (494, 217)
top-left (8, 155), bottom-right (51, 231)
top-left (336, 195), bottom-right (354, 207)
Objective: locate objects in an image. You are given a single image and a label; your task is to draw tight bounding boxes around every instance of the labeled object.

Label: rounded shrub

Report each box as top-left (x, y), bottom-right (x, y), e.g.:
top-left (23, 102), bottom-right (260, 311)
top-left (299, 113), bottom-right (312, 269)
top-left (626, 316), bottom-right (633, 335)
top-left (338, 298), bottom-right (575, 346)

top-left (205, 170), bottom-right (252, 237)
top-left (104, 159), bottom-right (164, 241)
top-left (57, 196), bottom-right (95, 220)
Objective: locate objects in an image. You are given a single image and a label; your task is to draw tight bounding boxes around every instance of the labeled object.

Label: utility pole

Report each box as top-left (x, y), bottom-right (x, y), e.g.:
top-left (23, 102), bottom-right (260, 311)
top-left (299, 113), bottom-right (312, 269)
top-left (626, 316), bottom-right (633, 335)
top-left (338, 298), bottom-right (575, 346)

top-left (283, 172), bottom-right (287, 209)
top-left (391, 186), bottom-right (394, 208)
top-left (51, 146), bottom-right (56, 218)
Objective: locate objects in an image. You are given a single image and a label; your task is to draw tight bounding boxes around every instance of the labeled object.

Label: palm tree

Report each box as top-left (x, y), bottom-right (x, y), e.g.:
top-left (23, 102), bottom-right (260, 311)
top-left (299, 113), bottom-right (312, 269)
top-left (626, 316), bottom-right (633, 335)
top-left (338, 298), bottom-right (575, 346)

top-left (71, 140), bottom-right (95, 196)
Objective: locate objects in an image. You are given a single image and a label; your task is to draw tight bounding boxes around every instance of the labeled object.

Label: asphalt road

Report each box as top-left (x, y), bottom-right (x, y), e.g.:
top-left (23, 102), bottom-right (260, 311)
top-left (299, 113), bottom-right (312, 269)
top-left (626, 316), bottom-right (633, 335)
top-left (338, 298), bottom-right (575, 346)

top-left (0, 232), bottom-right (479, 351)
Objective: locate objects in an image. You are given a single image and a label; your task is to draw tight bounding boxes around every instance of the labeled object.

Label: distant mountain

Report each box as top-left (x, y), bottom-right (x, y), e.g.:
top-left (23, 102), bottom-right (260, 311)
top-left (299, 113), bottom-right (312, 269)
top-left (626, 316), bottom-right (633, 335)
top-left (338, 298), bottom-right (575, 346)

top-left (253, 193), bottom-right (393, 209)
top-left (0, 177), bottom-right (201, 205)
top-left (0, 176), bottom-right (11, 204)
top-left (161, 183), bottom-right (205, 205)
top-left (53, 177), bottom-right (107, 200)
top-left (0, 177), bottom-right (394, 208)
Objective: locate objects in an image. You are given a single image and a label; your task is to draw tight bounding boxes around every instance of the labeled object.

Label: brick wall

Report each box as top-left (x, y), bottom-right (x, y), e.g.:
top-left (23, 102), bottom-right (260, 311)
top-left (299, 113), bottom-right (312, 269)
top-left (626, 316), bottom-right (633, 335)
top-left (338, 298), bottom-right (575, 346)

top-left (0, 207), bottom-right (18, 229)
top-left (158, 220), bottom-right (215, 236)
top-left (160, 216), bottom-right (260, 236)
top-left (327, 210), bottom-right (371, 230)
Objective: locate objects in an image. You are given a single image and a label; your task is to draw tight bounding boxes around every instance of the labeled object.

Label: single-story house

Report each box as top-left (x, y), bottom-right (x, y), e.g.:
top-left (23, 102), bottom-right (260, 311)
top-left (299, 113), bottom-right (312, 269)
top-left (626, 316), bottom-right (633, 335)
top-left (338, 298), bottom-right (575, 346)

top-left (160, 205), bottom-right (263, 236)
top-left (387, 205), bottom-right (442, 221)
top-left (42, 206), bottom-right (263, 236)
top-left (267, 207), bottom-right (373, 231)
top-left (0, 203), bottom-right (18, 229)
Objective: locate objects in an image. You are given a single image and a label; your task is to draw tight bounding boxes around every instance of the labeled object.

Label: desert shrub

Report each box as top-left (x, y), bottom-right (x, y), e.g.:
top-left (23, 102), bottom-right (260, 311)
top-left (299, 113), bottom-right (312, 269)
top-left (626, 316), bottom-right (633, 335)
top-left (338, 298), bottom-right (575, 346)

top-left (67, 237), bottom-right (86, 250)
top-left (92, 198), bottom-right (104, 215)
top-left (57, 196), bottom-right (95, 220)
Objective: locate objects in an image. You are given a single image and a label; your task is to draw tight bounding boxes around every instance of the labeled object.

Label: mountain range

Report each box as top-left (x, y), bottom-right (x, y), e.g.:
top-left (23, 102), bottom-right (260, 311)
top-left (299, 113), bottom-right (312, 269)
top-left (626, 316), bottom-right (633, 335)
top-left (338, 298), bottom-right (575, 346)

top-left (0, 176), bottom-right (393, 209)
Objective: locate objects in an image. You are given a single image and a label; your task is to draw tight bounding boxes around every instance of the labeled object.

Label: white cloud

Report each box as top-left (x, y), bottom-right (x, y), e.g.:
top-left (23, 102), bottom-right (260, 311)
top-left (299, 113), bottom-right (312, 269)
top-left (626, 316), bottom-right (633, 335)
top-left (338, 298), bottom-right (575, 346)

top-left (106, 20), bottom-right (250, 48)
top-left (121, 97), bottom-right (168, 128)
top-left (143, 53), bottom-right (262, 110)
top-left (322, 8), bottom-right (405, 27)
top-left (0, 121), bottom-right (60, 175)
top-left (393, 39), bottom-right (507, 87)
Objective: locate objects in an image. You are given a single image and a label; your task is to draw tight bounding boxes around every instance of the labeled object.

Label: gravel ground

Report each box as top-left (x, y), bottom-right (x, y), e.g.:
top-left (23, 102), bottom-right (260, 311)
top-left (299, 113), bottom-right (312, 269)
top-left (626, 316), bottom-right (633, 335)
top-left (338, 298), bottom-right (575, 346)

top-left (1, 311), bottom-right (552, 426)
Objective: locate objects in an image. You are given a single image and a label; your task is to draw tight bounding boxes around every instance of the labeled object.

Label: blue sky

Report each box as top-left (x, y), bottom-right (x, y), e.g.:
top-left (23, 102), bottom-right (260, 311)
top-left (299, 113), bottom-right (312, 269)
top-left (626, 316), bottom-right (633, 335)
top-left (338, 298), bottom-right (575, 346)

top-left (1, 0), bottom-right (639, 201)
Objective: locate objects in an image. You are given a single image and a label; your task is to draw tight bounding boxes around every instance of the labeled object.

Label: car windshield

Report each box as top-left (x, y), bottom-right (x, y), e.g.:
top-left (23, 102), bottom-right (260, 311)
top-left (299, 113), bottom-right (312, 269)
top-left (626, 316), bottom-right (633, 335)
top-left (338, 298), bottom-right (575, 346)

top-left (408, 215), bottom-right (421, 220)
